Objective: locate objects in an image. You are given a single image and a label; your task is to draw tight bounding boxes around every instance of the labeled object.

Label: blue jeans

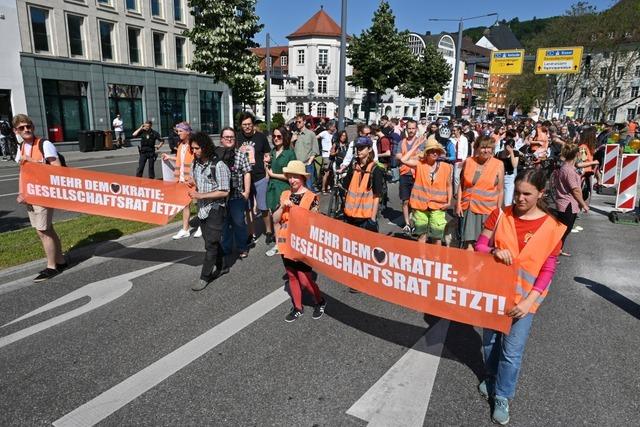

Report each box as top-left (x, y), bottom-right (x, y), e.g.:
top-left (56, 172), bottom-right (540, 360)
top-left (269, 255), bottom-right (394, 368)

top-left (482, 313), bottom-right (534, 399)
top-left (221, 197), bottom-right (249, 254)
top-left (305, 163), bottom-right (317, 191)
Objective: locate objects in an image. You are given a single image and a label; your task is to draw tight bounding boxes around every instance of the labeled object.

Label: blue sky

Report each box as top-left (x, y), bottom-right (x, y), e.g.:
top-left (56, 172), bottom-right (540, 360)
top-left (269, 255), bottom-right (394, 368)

top-left (255, 0), bottom-right (616, 46)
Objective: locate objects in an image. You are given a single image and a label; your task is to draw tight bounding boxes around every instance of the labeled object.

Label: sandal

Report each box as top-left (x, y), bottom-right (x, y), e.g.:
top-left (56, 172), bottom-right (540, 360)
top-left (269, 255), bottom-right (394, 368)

top-left (560, 251), bottom-right (572, 257)
top-left (239, 251), bottom-right (249, 259)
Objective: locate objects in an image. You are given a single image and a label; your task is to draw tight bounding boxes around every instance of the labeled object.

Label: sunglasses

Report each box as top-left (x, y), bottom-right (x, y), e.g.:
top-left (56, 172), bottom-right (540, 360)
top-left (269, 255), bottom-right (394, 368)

top-left (17, 125), bottom-right (33, 131)
top-left (272, 134), bottom-right (283, 139)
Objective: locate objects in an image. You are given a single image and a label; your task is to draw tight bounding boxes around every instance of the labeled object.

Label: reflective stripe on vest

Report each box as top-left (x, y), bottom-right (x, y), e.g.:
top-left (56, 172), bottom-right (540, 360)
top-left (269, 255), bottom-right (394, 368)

top-left (460, 156), bottom-right (502, 214)
top-left (409, 161), bottom-right (452, 210)
top-left (399, 138), bottom-right (418, 176)
top-left (494, 207), bottom-right (566, 313)
top-left (175, 143), bottom-right (193, 181)
top-left (344, 162), bottom-right (376, 219)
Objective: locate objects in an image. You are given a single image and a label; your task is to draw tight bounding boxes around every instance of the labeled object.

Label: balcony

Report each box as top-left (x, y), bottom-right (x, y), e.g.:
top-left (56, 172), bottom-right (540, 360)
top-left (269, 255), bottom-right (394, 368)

top-left (316, 62), bottom-right (331, 75)
top-left (285, 87), bottom-right (356, 101)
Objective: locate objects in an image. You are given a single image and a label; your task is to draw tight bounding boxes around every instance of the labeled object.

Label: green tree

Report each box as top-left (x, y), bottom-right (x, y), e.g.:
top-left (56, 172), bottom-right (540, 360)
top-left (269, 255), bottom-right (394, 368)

top-left (184, 0), bottom-right (264, 107)
top-left (399, 43), bottom-right (452, 99)
top-left (346, 1), bottom-right (416, 121)
top-left (505, 63), bottom-right (549, 115)
top-left (271, 112), bottom-right (285, 129)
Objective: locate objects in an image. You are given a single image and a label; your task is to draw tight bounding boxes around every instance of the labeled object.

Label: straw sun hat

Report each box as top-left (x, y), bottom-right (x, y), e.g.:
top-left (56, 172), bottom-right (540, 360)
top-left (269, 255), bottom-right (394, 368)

top-left (282, 160), bottom-right (310, 177)
top-left (419, 137), bottom-right (445, 157)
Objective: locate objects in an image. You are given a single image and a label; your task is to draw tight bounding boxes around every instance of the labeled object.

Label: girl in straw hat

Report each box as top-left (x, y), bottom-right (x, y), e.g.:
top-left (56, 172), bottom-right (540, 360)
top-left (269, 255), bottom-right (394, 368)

top-left (401, 136), bottom-right (453, 245)
top-left (273, 160), bottom-right (326, 322)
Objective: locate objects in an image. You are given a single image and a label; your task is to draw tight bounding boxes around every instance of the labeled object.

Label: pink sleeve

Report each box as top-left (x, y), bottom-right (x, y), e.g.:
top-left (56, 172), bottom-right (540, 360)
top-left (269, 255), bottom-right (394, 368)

top-left (532, 255), bottom-right (558, 293)
top-left (474, 234), bottom-right (492, 254)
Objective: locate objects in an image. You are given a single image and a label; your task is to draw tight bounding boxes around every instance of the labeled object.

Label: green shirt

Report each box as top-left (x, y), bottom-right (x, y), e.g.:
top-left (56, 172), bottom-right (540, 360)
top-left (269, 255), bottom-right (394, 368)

top-left (293, 128), bottom-right (318, 162)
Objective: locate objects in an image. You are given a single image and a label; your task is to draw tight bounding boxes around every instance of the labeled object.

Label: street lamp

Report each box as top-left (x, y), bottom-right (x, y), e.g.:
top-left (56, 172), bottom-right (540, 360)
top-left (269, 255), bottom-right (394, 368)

top-left (429, 13), bottom-right (497, 117)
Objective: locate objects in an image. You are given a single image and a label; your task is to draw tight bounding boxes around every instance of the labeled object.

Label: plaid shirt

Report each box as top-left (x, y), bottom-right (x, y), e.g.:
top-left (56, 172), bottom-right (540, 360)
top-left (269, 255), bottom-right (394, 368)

top-left (191, 158), bottom-right (231, 219)
top-left (229, 148), bottom-right (252, 200)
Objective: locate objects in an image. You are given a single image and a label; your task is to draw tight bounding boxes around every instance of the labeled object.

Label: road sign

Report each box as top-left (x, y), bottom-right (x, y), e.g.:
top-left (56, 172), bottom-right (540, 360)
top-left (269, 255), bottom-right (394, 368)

top-left (489, 49), bottom-right (525, 75)
top-left (535, 46), bottom-right (584, 74)
top-left (433, 93), bottom-right (442, 102)
top-left (602, 144), bottom-right (620, 188)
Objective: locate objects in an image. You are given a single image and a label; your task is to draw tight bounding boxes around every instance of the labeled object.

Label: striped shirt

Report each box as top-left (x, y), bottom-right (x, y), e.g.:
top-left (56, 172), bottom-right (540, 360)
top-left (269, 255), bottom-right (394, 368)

top-left (191, 159), bottom-right (231, 219)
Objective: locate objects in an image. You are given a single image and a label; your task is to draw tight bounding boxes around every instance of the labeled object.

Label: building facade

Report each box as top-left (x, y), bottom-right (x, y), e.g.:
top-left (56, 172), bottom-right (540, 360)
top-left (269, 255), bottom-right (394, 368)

top-left (0, 0), bottom-right (27, 121)
top-left (16, 0), bottom-right (231, 141)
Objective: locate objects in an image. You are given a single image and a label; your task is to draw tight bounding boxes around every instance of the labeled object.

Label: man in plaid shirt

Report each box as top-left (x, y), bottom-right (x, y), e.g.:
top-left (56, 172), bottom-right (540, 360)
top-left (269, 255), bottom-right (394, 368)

top-left (218, 127), bottom-right (253, 259)
top-left (188, 132), bottom-right (231, 291)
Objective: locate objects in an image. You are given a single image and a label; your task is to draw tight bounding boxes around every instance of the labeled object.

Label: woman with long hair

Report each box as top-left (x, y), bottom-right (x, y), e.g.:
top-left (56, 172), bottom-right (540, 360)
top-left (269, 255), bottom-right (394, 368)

top-left (576, 127), bottom-right (601, 200)
top-left (474, 169), bottom-right (566, 425)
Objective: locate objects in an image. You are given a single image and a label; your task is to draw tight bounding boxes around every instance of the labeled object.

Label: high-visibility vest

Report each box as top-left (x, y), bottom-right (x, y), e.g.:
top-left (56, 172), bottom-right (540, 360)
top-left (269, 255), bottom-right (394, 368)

top-left (344, 162), bottom-right (376, 219)
top-left (493, 207), bottom-right (566, 313)
top-left (399, 137), bottom-right (418, 176)
top-left (276, 189), bottom-right (316, 246)
top-left (410, 160), bottom-right (452, 210)
top-left (20, 138), bottom-right (45, 163)
top-left (175, 142), bottom-right (194, 182)
top-left (461, 156), bottom-right (502, 214)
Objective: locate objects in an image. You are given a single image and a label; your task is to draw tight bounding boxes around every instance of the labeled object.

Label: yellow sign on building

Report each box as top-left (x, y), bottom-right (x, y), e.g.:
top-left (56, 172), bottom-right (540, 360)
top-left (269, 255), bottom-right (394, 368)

top-left (489, 49), bottom-right (525, 75)
top-left (535, 47), bottom-right (584, 74)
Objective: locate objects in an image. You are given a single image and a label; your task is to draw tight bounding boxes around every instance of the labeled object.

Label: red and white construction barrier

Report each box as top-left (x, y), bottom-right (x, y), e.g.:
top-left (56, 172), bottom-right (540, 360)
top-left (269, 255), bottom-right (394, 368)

top-left (615, 154), bottom-right (640, 212)
top-left (602, 144), bottom-right (620, 187)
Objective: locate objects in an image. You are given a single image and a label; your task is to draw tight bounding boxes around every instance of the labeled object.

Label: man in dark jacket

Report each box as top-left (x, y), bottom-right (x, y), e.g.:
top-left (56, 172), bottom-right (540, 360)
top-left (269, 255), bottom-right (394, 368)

top-left (133, 121), bottom-right (164, 179)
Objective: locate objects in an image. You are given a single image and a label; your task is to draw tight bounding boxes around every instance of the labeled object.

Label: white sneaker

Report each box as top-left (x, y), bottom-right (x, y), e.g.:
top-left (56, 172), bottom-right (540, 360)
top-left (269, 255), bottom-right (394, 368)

top-left (193, 227), bottom-right (202, 238)
top-left (172, 229), bottom-right (190, 240)
top-left (265, 245), bottom-right (279, 257)
top-left (574, 226), bottom-right (584, 231)
top-left (570, 228), bottom-right (580, 233)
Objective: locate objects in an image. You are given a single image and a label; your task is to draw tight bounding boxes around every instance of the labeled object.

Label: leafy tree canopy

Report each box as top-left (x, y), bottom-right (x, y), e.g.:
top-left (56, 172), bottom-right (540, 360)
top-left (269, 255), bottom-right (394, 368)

top-left (399, 43), bottom-right (452, 99)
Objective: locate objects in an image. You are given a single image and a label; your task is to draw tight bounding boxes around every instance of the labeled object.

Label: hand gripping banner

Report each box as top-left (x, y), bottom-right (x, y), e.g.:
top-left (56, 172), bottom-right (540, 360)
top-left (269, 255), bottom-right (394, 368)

top-left (279, 207), bottom-right (517, 333)
top-left (19, 163), bottom-right (192, 225)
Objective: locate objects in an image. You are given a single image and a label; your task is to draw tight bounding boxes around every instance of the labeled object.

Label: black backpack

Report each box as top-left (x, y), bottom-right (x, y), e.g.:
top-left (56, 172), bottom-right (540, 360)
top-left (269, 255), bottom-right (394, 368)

top-left (36, 138), bottom-right (67, 166)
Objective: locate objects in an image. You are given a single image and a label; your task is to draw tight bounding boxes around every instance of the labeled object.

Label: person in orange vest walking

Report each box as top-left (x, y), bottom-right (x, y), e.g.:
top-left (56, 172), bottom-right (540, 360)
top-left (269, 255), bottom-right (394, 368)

top-left (401, 136), bottom-right (453, 245)
top-left (474, 168), bottom-right (566, 425)
top-left (396, 119), bottom-right (423, 234)
top-left (162, 122), bottom-right (197, 239)
top-left (456, 135), bottom-right (504, 250)
top-left (273, 160), bottom-right (326, 322)
top-left (342, 136), bottom-right (385, 233)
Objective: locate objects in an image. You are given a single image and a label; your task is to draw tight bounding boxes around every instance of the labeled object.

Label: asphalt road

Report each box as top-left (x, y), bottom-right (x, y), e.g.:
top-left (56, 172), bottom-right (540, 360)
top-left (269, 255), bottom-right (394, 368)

top-left (0, 181), bottom-right (638, 425)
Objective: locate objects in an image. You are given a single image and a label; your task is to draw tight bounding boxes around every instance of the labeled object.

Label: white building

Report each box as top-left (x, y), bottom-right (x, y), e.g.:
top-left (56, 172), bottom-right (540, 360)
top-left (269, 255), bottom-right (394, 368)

top-left (0, 0), bottom-right (27, 120)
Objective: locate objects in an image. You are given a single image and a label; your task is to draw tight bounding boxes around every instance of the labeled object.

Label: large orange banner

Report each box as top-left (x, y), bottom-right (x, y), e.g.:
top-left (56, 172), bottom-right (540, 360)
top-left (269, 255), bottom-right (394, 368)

top-left (19, 163), bottom-right (191, 225)
top-left (279, 207), bottom-right (517, 333)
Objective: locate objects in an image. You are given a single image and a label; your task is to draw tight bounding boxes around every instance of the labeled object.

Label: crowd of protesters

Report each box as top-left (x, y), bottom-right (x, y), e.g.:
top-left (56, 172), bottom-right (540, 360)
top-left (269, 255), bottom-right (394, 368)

top-left (12, 110), bottom-right (635, 426)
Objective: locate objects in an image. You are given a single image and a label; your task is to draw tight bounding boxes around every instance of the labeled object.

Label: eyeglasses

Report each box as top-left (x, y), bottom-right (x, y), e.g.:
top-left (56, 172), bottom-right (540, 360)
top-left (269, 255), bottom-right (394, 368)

top-left (363, 132), bottom-right (371, 136)
top-left (190, 146), bottom-right (201, 151)
top-left (17, 125), bottom-right (32, 131)
top-left (273, 134), bottom-right (283, 139)
top-left (221, 135), bottom-right (235, 140)
top-left (241, 122), bottom-right (253, 127)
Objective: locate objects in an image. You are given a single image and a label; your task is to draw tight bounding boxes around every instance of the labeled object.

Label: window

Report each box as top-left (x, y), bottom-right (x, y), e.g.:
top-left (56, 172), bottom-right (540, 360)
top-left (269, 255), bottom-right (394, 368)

top-left (318, 48), bottom-right (328, 66)
top-left (277, 102), bottom-right (286, 113)
top-left (628, 108), bottom-right (636, 120)
top-left (580, 87), bottom-right (588, 98)
top-left (408, 34), bottom-right (425, 56)
top-left (200, 90), bottom-right (222, 134)
top-left (614, 87), bottom-right (621, 98)
top-left (576, 107), bottom-right (584, 119)
top-left (151, 0), bottom-right (163, 18)
top-left (30, 7), bottom-right (50, 53)
top-left (97, 0), bottom-right (114, 6)
top-left (632, 87), bottom-right (639, 98)
top-left (295, 102), bottom-right (304, 114)
top-left (159, 88), bottom-right (187, 136)
top-left (281, 56), bottom-right (288, 66)
top-left (108, 84), bottom-right (143, 137)
top-left (174, 0), bottom-right (184, 23)
top-left (153, 32), bottom-right (165, 67)
top-left (126, 0), bottom-right (139, 12)
top-left (99, 21), bottom-right (115, 61)
top-left (600, 67), bottom-right (607, 79)
top-left (608, 108), bottom-right (617, 120)
top-left (317, 102), bottom-right (327, 117)
top-left (175, 37), bottom-right (186, 69)
top-left (128, 27), bottom-right (141, 64)
top-left (592, 107), bottom-right (601, 119)
top-left (616, 66), bottom-right (624, 79)
top-left (42, 79), bottom-right (90, 141)
top-left (318, 76), bottom-right (327, 94)
top-left (297, 49), bottom-right (304, 65)
top-left (635, 65), bottom-right (640, 77)
top-left (597, 87), bottom-right (604, 97)
top-left (277, 80), bottom-right (284, 90)
top-left (297, 76), bottom-right (304, 91)
top-left (67, 14), bottom-right (84, 57)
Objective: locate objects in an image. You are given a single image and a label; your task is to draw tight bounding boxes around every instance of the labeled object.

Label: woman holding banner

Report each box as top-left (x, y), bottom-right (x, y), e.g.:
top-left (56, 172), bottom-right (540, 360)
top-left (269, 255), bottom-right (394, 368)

top-left (474, 169), bottom-right (565, 425)
top-left (273, 160), bottom-right (326, 322)
top-left (456, 135), bottom-right (504, 250)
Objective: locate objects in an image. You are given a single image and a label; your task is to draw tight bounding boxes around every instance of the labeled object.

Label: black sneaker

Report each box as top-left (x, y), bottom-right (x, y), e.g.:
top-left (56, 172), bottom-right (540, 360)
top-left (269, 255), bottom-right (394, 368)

top-left (56, 262), bottom-right (68, 272)
top-left (312, 299), bottom-right (327, 319)
top-left (348, 287), bottom-right (360, 294)
top-left (265, 232), bottom-right (275, 245)
top-left (247, 235), bottom-right (257, 248)
top-left (284, 307), bottom-right (303, 323)
top-left (33, 268), bottom-right (60, 283)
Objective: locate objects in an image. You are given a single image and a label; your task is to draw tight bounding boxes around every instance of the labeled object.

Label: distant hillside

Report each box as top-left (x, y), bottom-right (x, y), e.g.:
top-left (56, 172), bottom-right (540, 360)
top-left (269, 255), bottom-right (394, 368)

top-left (463, 16), bottom-right (558, 45)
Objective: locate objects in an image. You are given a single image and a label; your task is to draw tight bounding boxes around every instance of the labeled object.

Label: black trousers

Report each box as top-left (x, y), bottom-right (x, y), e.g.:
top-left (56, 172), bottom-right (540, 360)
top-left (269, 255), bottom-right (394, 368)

top-left (555, 204), bottom-right (577, 246)
top-left (200, 207), bottom-right (226, 280)
top-left (136, 152), bottom-right (156, 179)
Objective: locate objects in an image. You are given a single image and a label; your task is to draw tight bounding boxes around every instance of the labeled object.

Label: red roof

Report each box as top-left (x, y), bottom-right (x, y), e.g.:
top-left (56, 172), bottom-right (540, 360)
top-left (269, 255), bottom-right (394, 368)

top-left (287, 8), bottom-right (342, 39)
top-left (250, 46), bottom-right (289, 73)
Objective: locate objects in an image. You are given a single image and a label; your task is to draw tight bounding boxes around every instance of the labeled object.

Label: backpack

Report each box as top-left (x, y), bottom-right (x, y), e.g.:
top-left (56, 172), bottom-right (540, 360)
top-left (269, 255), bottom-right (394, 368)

top-left (37, 138), bottom-right (67, 166)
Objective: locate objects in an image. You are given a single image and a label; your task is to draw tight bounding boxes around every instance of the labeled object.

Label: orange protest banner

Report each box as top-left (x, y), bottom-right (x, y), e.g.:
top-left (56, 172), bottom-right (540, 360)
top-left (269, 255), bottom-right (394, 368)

top-left (19, 162), bottom-right (192, 225)
top-left (279, 207), bottom-right (517, 334)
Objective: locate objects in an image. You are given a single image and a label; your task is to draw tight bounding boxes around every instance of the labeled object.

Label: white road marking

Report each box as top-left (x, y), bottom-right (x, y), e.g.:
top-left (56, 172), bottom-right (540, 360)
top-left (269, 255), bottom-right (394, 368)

top-left (347, 319), bottom-right (450, 427)
top-left (0, 260), bottom-right (185, 349)
top-left (0, 191), bottom-right (18, 198)
top-left (53, 288), bottom-right (289, 427)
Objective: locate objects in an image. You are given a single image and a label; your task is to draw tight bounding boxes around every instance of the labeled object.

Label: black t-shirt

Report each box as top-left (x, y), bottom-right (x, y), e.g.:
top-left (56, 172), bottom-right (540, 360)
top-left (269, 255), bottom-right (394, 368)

top-left (345, 163), bottom-right (385, 197)
top-left (496, 149), bottom-right (520, 175)
top-left (139, 129), bottom-right (161, 153)
top-left (238, 131), bottom-right (271, 181)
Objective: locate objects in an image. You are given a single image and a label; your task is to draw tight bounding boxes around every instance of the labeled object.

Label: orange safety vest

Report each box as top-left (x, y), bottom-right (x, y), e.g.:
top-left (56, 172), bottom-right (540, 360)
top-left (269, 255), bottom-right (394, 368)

top-left (410, 160), bottom-right (452, 210)
top-left (493, 207), bottom-right (566, 313)
top-left (276, 189), bottom-right (316, 246)
top-left (20, 138), bottom-right (45, 163)
top-left (461, 156), bottom-right (502, 214)
top-left (399, 137), bottom-right (419, 176)
top-left (175, 142), bottom-right (194, 181)
top-left (344, 162), bottom-right (376, 219)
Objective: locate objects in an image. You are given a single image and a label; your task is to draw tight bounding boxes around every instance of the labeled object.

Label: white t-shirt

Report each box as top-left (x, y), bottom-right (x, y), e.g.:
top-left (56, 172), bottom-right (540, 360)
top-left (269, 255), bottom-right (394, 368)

top-left (112, 118), bottom-right (124, 132)
top-left (455, 135), bottom-right (469, 161)
top-left (340, 139), bottom-right (379, 169)
top-left (317, 130), bottom-right (334, 157)
top-left (15, 139), bottom-right (58, 163)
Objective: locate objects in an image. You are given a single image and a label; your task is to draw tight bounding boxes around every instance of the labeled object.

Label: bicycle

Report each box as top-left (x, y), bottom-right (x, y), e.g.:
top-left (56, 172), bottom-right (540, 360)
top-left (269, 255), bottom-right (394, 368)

top-left (327, 169), bottom-right (347, 219)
